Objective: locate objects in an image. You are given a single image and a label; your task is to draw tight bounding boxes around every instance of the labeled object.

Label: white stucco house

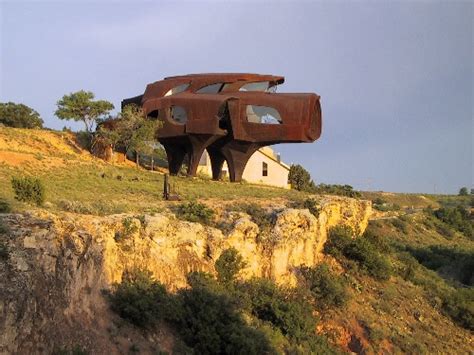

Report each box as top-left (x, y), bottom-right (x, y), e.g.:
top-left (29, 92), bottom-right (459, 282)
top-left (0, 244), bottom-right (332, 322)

top-left (198, 146), bottom-right (290, 189)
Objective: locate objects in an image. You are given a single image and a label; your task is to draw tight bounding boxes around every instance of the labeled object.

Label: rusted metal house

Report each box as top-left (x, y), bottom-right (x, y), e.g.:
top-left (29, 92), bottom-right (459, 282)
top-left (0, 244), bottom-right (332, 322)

top-left (122, 73), bottom-right (322, 182)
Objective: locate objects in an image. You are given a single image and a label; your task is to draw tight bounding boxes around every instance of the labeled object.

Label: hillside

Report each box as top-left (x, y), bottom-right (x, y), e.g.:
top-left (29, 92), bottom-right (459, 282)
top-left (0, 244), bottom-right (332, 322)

top-left (0, 127), bottom-right (473, 354)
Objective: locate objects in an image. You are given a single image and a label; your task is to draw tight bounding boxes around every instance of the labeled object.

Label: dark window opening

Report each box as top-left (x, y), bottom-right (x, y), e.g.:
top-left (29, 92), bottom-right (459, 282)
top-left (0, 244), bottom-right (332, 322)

top-left (262, 162), bottom-right (268, 177)
top-left (147, 110), bottom-right (159, 120)
top-left (170, 106), bottom-right (187, 124)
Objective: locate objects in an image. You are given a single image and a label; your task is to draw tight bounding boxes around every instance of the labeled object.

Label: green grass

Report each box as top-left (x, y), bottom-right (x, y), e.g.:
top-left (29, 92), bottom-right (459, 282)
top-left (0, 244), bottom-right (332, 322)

top-left (0, 159), bottom-right (307, 215)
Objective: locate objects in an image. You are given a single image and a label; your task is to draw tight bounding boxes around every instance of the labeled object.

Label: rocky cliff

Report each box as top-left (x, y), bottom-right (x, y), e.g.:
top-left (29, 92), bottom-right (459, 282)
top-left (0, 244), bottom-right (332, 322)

top-left (0, 197), bottom-right (371, 354)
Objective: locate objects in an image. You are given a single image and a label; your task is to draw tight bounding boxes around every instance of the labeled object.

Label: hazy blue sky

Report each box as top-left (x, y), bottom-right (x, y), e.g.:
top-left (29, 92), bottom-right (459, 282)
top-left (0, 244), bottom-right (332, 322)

top-left (1, 1), bottom-right (472, 194)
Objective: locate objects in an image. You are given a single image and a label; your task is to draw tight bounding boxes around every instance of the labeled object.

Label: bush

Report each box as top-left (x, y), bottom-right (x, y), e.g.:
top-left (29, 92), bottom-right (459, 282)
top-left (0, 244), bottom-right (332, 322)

top-left (442, 288), bottom-right (474, 330)
top-left (432, 206), bottom-right (473, 239)
top-left (240, 278), bottom-right (316, 343)
top-left (114, 217), bottom-right (140, 242)
top-left (391, 218), bottom-right (408, 234)
top-left (173, 283), bottom-right (271, 354)
top-left (0, 241), bottom-right (8, 261)
top-left (0, 102), bottom-right (43, 128)
top-left (176, 201), bottom-right (214, 225)
top-left (215, 247), bottom-right (246, 285)
top-left (234, 203), bottom-right (274, 236)
top-left (0, 199), bottom-right (11, 213)
top-left (314, 183), bottom-right (361, 198)
top-left (108, 268), bottom-right (169, 328)
top-left (11, 176), bottom-right (45, 206)
top-left (292, 197), bottom-right (322, 217)
top-left (407, 245), bottom-right (474, 286)
top-left (300, 263), bottom-right (349, 309)
top-left (325, 226), bottom-right (392, 280)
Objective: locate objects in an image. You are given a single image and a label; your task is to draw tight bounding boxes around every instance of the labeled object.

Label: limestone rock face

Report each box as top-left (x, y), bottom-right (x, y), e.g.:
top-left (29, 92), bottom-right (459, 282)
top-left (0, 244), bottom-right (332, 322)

top-left (0, 197), bottom-right (371, 353)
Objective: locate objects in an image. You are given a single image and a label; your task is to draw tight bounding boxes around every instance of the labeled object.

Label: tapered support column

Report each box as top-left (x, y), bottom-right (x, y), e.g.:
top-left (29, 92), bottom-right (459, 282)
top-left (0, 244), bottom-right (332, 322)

top-left (163, 143), bottom-right (187, 175)
top-left (186, 135), bottom-right (222, 177)
top-left (207, 148), bottom-right (226, 180)
top-left (220, 142), bottom-right (260, 182)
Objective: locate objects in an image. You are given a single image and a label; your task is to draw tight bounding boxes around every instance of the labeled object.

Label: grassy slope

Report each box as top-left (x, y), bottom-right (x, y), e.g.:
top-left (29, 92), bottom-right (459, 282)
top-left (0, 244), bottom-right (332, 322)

top-left (0, 127), bottom-right (306, 214)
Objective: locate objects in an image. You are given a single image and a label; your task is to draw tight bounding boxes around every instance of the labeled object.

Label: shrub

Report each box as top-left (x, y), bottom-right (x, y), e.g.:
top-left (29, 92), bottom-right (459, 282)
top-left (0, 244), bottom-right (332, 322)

top-left (391, 218), bottom-right (408, 233)
top-left (173, 283), bottom-right (271, 354)
top-left (108, 268), bottom-right (168, 328)
top-left (396, 252), bottom-right (418, 282)
top-left (300, 263), bottom-right (349, 309)
top-left (432, 206), bottom-right (473, 239)
top-left (442, 288), bottom-right (474, 330)
top-left (0, 241), bottom-right (8, 261)
top-left (215, 247), bottom-right (246, 285)
top-left (235, 203), bottom-right (273, 231)
top-left (114, 217), bottom-right (140, 242)
top-left (0, 199), bottom-right (11, 213)
top-left (314, 183), bottom-right (361, 198)
top-left (324, 225), bottom-right (354, 258)
top-left (11, 176), bottom-right (45, 206)
top-left (0, 102), bottom-right (43, 128)
top-left (240, 278), bottom-right (316, 343)
top-left (302, 198), bottom-right (321, 217)
top-left (176, 201), bottom-right (214, 225)
top-left (325, 226), bottom-right (392, 280)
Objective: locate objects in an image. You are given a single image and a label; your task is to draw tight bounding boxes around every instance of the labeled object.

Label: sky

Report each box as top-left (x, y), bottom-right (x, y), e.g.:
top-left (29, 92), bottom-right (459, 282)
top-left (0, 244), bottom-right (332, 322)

top-left (0, 0), bottom-right (472, 194)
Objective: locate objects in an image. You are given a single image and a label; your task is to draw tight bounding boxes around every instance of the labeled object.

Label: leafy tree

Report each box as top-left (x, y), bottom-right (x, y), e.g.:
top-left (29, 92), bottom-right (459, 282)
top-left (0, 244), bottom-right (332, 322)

top-left (288, 164), bottom-right (315, 191)
top-left (112, 104), bottom-right (160, 167)
top-left (0, 102), bottom-right (43, 128)
top-left (459, 187), bottom-right (468, 196)
top-left (55, 90), bottom-right (114, 133)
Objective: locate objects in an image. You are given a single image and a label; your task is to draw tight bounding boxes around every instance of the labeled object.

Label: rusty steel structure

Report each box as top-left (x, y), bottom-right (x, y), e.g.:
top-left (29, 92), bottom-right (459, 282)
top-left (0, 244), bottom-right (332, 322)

top-left (122, 73), bottom-right (322, 182)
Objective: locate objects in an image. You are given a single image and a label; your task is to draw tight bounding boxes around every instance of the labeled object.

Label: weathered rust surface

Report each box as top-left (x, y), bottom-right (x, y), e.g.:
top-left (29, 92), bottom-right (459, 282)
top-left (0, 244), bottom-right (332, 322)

top-left (122, 73), bottom-right (322, 182)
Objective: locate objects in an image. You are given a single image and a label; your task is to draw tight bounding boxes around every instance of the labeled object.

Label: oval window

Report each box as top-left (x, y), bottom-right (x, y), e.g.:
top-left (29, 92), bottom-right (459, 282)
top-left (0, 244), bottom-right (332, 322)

top-left (170, 106), bottom-right (187, 124)
top-left (246, 105), bottom-right (282, 124)
top-left (164, 83), bottom-right (189, 97)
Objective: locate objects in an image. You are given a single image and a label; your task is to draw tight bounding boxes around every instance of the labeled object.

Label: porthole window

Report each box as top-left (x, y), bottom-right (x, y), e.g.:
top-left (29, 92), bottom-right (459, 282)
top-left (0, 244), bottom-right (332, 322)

top-left (262, 162), bottom-right (268, 177)
top-left (170, 106), bottom-right (187, 124)
top-left (246, 105), bottom-right (282, 124)
top-left (147, 110), bottom-right (159, 120)
top-left (196, 83), bottom-right (224, 94)
top-left (164, 83), bottom-right (189, 97)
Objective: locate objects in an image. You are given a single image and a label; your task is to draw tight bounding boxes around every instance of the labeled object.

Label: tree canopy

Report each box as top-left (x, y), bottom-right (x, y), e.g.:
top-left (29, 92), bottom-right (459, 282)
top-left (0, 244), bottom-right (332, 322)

top-left (288, 164), bottom-right (315, 191)
top-left (0, 102), bottom-right (43, 129)
top-left (55, 90), bottom-right (114, 132)
top-left (94, 104), bottom-right (160, 166)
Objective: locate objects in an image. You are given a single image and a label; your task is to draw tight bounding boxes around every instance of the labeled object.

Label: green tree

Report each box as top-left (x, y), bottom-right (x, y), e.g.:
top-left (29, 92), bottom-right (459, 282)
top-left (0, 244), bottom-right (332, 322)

top-left (459, 187), bottom-right (468, 196)
top-left (0, 102), bottom-right (43, 128)
top-left (55, 90), bottom-right (114, 133)
top-left (112, 104), bottom-right (160, 167)
top-left (288, 164), bottom-right (315, 191)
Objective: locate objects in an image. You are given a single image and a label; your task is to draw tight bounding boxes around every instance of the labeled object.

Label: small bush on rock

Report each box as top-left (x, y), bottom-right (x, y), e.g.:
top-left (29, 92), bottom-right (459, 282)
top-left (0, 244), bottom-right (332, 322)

top-left (11, 176), bottom-right (45, 206)
top-left (215, 247), bottom-right (246, 285)
top-left (176, 201), bottom-right (214, 225)
top-left (0, 199), bottom-right (11, 213)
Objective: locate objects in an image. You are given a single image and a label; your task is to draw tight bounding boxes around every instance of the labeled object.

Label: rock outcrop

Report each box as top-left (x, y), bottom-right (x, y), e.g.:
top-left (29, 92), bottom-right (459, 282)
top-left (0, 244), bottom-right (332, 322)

top-left (0, 197), bottom-right (371, 353)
